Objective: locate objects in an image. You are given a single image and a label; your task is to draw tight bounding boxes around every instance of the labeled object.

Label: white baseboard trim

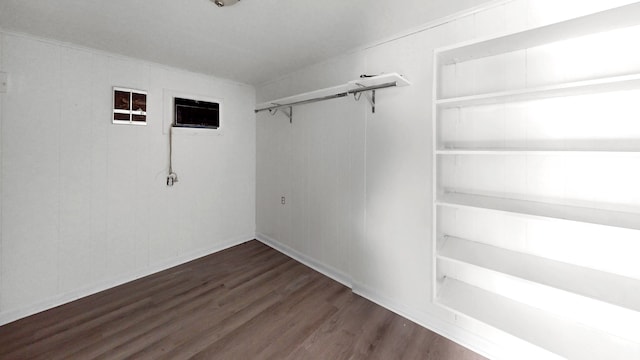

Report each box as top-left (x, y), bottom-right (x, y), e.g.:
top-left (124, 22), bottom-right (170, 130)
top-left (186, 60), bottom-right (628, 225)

top-left (352, 282), bottom-right (558, 360)
top-left (352, 282), bottom-right (501, 360)
top-left (253, 233), bottom-right (493, 358)
top-left (0, 233), bottom-right (254, 326)
top-left (255, 232), bottom-right (352, 289)
top-left (254, 232), bottom-right (551, 360)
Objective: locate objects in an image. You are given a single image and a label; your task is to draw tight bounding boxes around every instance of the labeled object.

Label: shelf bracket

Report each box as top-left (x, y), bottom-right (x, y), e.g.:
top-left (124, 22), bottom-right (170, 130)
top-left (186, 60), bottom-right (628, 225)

top-left (269, 105), bottom-right (293, 123)
top-left (281, 106), bottom-right (292, 123)
top-left (362, 90), bottom-right (376, 113)
top-left (349, 82), bottom-right (391, 114)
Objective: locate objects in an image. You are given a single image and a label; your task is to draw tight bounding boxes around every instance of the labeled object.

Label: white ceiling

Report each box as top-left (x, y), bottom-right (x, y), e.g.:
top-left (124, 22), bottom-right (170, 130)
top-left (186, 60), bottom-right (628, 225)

top-left (0, 0), bottom-right (490, 85)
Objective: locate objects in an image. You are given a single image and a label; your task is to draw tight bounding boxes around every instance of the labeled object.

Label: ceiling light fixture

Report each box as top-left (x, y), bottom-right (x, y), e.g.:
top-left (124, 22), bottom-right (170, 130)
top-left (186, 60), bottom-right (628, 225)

top-left (212, 0), bottom-right (240, 7)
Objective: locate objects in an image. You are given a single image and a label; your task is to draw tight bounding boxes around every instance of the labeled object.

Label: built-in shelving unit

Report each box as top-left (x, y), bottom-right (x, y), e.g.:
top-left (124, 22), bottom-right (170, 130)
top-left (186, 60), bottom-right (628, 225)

top-left (437, 236), bottom-right (640, 314)
top-left (436, 3), bottom-right (640, 66)
top-left (437, 192), bottom-right (640, 231)
top-left (437, 279), bottom-right (639, 360)
top-left (436, 149), bottom-right (640, 155)
top-left (432, 3), bottom-right (640, 358)
top-left (436, 73), bottom-right (640, 108)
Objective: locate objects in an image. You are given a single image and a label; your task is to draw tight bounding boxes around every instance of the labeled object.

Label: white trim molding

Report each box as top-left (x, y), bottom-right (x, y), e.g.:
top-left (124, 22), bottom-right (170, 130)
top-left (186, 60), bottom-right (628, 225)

top-left (255, 232), bottom-right (559, 360)
top-left (0, 234), bottom-right (254, 326)
top-left (255, 232), bottom-right (353, 289)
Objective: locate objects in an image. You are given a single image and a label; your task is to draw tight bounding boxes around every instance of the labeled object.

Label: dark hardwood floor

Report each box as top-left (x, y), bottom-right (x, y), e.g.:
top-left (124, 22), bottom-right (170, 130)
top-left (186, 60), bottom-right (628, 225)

top-left (0, 240), bottom-right (486, 360)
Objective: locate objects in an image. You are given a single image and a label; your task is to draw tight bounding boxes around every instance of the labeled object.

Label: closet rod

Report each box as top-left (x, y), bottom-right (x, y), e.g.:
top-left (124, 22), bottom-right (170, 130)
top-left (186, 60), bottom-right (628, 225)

top-left (348, 81), bottom-right (397, 94)
top-left (254, 81), bottom-right (397, 113)
top-left (255, 93), bottom-right (348, 113)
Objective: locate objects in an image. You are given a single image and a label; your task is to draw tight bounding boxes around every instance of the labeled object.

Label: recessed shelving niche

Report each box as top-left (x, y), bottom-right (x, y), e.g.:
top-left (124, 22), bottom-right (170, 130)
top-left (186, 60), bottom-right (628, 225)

top-left (432, 3), bottom-right (640, 359)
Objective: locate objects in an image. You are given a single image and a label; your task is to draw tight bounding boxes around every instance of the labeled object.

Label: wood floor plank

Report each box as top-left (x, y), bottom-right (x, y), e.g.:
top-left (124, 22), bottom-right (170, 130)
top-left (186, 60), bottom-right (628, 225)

top-left (0, 275), bottom-right (185, 353)
top-left (367, 313), bottom-right (429, 360)
top-left (349, 303), bottom-right (397, 359)
top-left (0, 240), bottom-right (487, 360)
top-left (109, 259), bottom-right (302, 359)
top-left (55, 281), bottom-right (227, 360)
top-left (189, 279), bottom-right (339, 359)
top-left (155, 266), bottom-right (323, 359)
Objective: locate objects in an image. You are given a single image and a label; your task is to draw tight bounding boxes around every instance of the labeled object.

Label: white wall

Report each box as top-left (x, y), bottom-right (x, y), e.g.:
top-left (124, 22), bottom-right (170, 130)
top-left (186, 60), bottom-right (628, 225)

top-left (0, 31), bottom-right (256, 324)
top-left (255, 0), bottom-right (640, 359)
top-left (256, 54), bottom-right (367, 285)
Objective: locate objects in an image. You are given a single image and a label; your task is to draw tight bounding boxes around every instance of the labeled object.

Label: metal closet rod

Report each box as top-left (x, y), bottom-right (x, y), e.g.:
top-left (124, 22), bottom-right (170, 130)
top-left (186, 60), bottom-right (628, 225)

top-left (254, 81), bottom-right (397, 113)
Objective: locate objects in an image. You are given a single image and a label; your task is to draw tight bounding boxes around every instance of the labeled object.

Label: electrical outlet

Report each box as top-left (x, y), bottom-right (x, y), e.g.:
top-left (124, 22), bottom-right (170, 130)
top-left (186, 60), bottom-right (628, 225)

top-left (0, 72), bottom-right (7, 93)
top-left (281, 196), bottom-right (286, 205)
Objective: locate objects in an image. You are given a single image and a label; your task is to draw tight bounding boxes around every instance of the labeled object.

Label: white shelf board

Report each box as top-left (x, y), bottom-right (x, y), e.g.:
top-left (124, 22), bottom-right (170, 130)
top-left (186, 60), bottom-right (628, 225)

top-left (436, 149), bottom-right (640, 155)
top-left (256, 73), bottom-right (410, 111)
top-left (436, 2), bottom-right (640, 65)
top-left (435, 73), bottom-right (640, 108)
top-left (437, 236), bottom-right (640, 342)
top-left (437, 279), bottom-right (640, 360)
top-left (347, 72), bottom-right (411, 89)
top-left (436, 192), bottom-right (640, 231)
